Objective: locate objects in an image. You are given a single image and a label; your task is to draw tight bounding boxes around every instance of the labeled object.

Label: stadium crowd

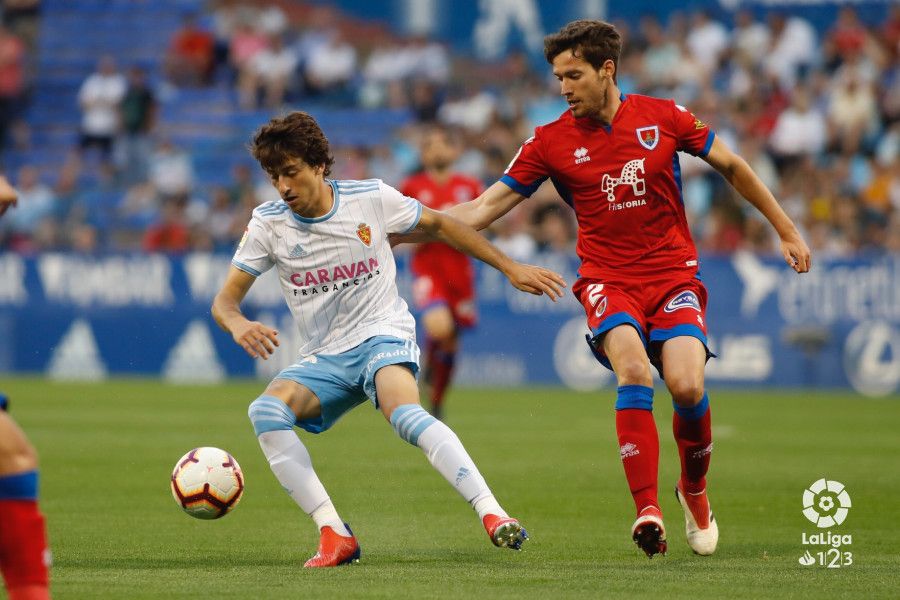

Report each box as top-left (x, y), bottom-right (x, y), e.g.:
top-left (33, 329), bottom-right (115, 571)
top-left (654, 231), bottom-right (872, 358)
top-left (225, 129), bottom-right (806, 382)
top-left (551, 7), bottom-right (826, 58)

top-left (0, 1), bottom-right (899, 258)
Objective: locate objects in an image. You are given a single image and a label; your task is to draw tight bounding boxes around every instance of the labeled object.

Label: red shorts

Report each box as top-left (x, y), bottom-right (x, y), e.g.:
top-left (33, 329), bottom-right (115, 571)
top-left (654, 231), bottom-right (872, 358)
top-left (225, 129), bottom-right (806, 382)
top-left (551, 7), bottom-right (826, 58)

top-left (412, 272), bottom-right (477, 329)
top-left (572, 271), bottom-right (712, 374)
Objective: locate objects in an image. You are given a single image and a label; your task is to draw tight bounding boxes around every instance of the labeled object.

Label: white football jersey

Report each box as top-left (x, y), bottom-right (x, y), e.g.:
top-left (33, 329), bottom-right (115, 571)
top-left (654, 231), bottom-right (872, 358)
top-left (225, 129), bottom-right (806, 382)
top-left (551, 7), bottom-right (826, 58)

top-left (232, 178), bottom-right (422, 358)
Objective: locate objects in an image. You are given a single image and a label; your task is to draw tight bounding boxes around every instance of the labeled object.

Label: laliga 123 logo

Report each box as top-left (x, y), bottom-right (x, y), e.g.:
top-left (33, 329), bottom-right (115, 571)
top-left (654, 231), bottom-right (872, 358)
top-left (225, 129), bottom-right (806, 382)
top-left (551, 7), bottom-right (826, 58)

top-left (798, 479), bottom-right (853, 568)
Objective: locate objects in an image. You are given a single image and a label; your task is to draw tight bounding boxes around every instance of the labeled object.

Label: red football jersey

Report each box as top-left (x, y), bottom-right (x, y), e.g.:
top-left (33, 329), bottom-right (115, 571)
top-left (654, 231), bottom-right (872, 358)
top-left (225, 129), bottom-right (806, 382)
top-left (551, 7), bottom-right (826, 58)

top-left (402, 172), bottom-right (483, 278)
top-left (501, 94), bottom-right (714, 279)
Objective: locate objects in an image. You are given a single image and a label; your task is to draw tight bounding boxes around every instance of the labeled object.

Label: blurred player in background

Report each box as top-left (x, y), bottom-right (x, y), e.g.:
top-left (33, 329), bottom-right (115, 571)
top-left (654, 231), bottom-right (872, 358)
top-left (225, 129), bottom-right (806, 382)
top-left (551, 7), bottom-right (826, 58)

top-left (212, 112), bottom-right (565, 567)
top-left (0, 175), bottom-right (51, 600)
top-left (431, 20), bottom-right (811, 558)
top-left (401, 127), bottom-right (483, 420)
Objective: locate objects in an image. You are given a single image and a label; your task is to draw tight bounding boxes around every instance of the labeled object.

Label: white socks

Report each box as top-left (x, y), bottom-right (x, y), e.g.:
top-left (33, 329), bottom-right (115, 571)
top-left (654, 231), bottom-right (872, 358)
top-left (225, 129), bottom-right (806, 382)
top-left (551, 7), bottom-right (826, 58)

top-left (257, 430), bottom-right (351, 537)
top-left (391, 404), bottom-right (508, 520)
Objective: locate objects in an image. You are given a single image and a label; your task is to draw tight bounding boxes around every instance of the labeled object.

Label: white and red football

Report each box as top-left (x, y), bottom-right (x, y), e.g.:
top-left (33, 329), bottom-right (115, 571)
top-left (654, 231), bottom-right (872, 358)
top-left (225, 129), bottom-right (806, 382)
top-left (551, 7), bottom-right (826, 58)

top-left (170, 447), bottom-right (244, 519)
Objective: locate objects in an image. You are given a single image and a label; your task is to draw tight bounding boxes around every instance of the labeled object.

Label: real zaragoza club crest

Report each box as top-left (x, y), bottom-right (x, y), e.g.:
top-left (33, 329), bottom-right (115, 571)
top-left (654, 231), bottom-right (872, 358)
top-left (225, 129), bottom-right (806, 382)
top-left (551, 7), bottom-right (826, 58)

top-left (356, 223), bottom-right (372, 246)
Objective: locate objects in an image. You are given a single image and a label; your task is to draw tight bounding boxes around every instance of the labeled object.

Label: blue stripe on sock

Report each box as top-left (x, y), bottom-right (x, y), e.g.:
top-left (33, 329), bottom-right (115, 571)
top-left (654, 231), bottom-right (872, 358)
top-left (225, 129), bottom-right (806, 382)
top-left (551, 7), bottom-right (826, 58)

top-left (401, 412), bottom-right (432, 442)
top-left (248, 395), bottom-right (296, 436)
top-left (0, 470), bottom-right (38, 500)
top-left (390, 405), bottom-right (436, 445)
top-left (615, 385), bottom-right (654, 411)
top-left (673, 392), bottom-right (709, 421)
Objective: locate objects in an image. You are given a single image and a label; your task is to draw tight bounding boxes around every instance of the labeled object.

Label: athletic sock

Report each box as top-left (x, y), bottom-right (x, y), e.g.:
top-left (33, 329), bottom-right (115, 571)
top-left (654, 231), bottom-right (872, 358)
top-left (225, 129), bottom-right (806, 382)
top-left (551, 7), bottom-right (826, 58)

top-left (672, 392), bottom-right (712, 495)
top-left (614, 385), bottom-right (660, 515)
top-left (390, 404), bottom-right (508, 519)
top-left (249, 396), bottom-right (351, 537)
top-left (0, 471), bottom-right (50, 600)
top-left (429, 346), bottom-right (456, 414)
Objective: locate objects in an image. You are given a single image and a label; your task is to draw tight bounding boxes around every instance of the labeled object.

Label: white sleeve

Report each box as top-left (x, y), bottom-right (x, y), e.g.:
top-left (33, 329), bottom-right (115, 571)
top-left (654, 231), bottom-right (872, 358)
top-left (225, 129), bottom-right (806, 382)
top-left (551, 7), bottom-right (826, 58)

top-left (231, 217), bottom-right (274, 277)
top-left (379, 181), bottom-right (423, 234)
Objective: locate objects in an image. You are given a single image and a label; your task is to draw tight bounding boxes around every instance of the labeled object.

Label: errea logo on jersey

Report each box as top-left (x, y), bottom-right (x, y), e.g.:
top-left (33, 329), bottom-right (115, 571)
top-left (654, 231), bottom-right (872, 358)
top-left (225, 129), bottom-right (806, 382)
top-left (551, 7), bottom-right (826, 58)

top-left (574, 147), bottom-right (591, 164)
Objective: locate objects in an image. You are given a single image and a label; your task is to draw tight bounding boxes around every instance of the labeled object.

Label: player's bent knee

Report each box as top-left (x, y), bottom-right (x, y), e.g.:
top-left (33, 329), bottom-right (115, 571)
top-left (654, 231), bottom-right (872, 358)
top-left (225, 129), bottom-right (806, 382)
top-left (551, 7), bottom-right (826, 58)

top-left (390, 404), bottom-right (438, 446)
top-left (667, 378), bottom-right (704, 406)
top-left (248, 395), bottom-right (296, 437)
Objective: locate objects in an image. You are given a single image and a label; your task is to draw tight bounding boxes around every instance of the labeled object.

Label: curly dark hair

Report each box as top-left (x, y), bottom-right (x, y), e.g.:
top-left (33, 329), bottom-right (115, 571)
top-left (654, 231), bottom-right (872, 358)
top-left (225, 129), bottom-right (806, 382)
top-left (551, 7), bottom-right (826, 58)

top-left (543, 20), bottom-right (621, 79)
top-left (250, 111), bottom-right (335, 177)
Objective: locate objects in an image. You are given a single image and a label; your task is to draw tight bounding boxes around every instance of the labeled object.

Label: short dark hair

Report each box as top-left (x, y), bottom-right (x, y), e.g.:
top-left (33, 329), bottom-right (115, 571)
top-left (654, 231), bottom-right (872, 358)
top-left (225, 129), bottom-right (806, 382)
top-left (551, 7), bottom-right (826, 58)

top-left (543, 20), bottom-right (621, 76)
top-left (250, 111), bottom-right (335, 177)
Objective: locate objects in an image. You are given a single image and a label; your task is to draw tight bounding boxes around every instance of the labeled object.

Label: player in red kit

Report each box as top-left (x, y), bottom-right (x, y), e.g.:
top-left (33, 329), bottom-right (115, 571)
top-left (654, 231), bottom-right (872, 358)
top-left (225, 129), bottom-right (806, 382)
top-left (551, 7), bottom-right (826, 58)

top-left (401, 127), bottom-right (483, 420)
top-left (0, 175), bottom-right (51, 600)
top-left (424, 21), bottom-right (811, 558)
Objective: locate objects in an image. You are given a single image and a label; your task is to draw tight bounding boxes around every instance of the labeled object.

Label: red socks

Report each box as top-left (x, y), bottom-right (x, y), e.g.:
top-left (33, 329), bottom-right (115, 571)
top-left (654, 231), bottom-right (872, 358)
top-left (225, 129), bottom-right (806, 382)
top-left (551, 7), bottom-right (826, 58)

top-left (0, 499), bottom-right (50, 600)
top-left (615, 386), bottom-right (659, 515)
top-left (673, 393), bottom-right (712, 494)
top-left (425, 339), bottom-right (455, 414)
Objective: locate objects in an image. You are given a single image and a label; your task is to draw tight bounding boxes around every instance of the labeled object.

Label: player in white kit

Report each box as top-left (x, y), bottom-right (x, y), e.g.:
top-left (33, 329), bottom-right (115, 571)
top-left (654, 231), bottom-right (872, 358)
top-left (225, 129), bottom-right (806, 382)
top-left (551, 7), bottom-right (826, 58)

top-left (212, 112), bottom-right (566, 567)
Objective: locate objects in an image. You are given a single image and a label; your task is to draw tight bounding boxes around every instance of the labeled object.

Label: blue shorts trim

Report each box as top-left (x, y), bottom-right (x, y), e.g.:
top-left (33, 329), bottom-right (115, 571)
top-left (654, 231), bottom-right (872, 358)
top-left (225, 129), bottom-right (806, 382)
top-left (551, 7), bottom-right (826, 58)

top-left (649, 324), bottom-right (708, 346)
top-left (274, 336), bottom-right (420, 434)
top-left (587, 312), bottom-right (646, 371)
top-left (647, 325), bottom-right (716, 377)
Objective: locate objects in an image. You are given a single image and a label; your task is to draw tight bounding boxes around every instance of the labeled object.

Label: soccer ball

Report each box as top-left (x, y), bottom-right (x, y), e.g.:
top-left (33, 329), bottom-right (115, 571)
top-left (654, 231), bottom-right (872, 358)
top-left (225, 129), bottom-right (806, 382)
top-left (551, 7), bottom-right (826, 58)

top-left (170, 447), bottom-right (244, 519)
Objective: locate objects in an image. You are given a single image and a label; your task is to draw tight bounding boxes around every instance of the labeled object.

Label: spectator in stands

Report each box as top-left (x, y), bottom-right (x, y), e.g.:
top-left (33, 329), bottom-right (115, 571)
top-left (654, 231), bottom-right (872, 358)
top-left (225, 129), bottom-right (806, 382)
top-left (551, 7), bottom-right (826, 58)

top-left (228, 20), bottom-right (269, 84)
top-left (0, 24), bottom-right (26, 151)
top-left (238, 34), bottom-right (298, 109)
top-left (69, 222), bottom-right (99, 254)
top-left (227, 162), bottom-right (255, 205)
top-left (142, 195), bottom-right (190, 253)
top-left (531, 202), bottom-right (576, 255)
top-left (827, 6), bottom-right (868, 64)
top-left (117, 65), bottom-right (157, 185)
top-left (769, 88), bottom-right (827, 164)
top-left (732, 10), bottom-right (771, 65)
top-left (165, 12), bottom-right (216, 87)
top-left (1, 0), bottom-right (39, 51)
top-left (4, 165), bottom-right (55, 246)
top-left (206, 185), bottom-right (238, 251)
top-left (685, 10), bottom-right (729, 75)
top-left (827, 70), bottom-right (878, 154)
top-left (302, 29), bottom-right (357, 99)
top-left (77, 56), bottom-right (126, 161)
top-left (765, 13), bottom-right (817, 89)
top-left (148, 138), bottom-right (193, 198)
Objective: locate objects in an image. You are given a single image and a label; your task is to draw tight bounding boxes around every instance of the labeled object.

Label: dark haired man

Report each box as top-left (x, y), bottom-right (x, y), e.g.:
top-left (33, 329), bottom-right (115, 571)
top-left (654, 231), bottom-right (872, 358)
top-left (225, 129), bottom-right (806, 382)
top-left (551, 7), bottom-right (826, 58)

top-left (427, 20), bottom-right (811, 558)
top-left (212, 112), bottom-right (566, 566)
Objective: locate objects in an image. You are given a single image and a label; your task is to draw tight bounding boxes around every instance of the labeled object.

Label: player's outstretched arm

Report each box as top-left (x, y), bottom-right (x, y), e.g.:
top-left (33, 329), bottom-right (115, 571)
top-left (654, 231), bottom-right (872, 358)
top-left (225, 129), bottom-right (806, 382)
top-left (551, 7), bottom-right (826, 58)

top-left (391, 181), bottom-right (525, 246)
top-left (0, 175), bottom-right (18, 218)
top-left (212, 266), bottom-right (280, 359)
top-left (414, 206), bottom-right (566, 300)
top-left (703, 136), bottom-right (811, 273)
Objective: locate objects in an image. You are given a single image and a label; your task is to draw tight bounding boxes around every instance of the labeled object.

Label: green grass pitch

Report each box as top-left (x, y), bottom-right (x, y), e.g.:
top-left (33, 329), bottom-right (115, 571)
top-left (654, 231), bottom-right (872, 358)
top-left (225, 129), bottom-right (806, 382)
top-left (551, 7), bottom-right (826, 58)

top-left (2, 377), bottom-right (898, 599)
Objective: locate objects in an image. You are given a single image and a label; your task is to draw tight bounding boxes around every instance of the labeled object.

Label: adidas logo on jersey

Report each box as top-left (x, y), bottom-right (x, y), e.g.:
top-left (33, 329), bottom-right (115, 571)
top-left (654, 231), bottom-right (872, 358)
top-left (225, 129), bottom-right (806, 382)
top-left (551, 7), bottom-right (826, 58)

top-left (574, 147), bottom-right (591, 164)
top-left (289, 243), bottom-right (309, 258)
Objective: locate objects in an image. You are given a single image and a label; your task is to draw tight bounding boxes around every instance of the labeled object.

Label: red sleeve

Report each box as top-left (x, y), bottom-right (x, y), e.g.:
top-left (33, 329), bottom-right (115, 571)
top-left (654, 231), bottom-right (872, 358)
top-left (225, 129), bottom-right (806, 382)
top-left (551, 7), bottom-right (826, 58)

top-left (671, 101), bottom-right (715, 157)
top-left (500, 128), bottom-right (549, 197)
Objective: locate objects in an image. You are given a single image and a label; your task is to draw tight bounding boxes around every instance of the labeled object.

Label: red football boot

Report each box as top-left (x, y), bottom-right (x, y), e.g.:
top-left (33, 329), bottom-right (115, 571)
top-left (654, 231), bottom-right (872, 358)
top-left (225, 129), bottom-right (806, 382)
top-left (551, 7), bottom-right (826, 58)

top-left (303, 524), bottom-right (360, 568)
top-left (482, 514), bottom-right (528, 550)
